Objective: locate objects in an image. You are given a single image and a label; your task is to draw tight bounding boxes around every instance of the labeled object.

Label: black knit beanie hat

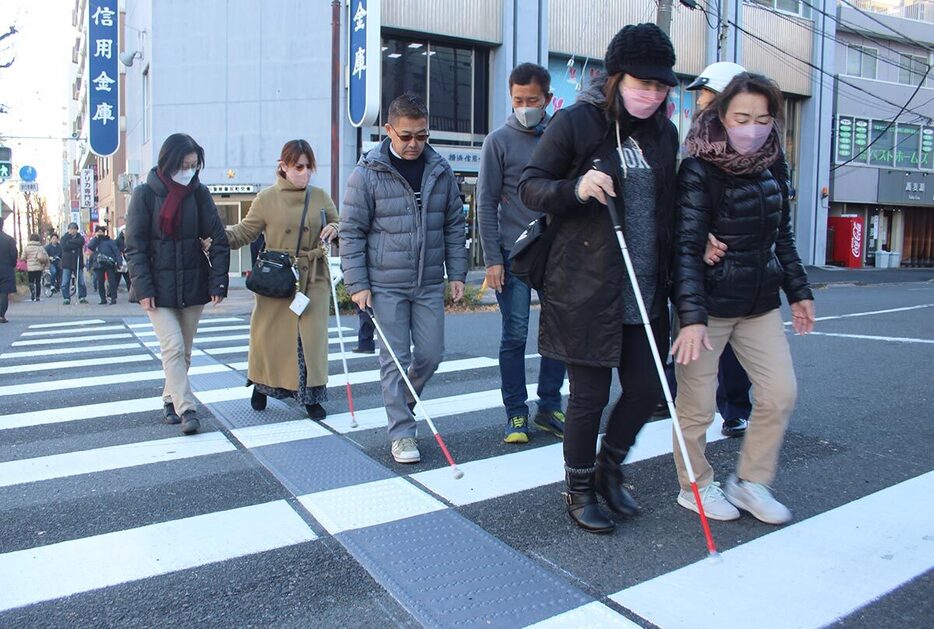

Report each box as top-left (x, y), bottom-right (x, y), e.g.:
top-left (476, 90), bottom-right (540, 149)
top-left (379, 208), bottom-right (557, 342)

top-left (605, 23), bottom-right (677, 86)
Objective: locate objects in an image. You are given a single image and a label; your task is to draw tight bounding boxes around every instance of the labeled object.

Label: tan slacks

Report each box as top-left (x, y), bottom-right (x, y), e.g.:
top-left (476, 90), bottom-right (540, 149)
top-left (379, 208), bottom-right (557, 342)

top-left (673, 308), bottom-right (797, 490)
top-left (147, 305), bottom-right (204, 415)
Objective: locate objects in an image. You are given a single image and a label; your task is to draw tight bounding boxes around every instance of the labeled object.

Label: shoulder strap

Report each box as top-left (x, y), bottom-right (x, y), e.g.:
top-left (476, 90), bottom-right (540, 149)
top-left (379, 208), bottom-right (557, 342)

top-left (295, 187), bottom-right (311, 258)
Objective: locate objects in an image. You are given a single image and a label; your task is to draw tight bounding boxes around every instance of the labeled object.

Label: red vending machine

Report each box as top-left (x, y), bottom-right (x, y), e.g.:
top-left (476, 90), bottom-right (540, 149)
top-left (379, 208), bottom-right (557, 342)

top-left (827, 216), bottom-right (864, 268)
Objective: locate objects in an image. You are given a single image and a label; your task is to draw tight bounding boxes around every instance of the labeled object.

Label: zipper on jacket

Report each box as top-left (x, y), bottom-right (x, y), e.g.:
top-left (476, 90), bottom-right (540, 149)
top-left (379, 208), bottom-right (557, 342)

top-left (749, 178), bottom-right (768, 316)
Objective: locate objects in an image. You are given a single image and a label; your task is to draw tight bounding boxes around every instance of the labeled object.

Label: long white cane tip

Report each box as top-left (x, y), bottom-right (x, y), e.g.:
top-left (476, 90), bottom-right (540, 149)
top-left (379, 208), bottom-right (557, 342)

top-left (452, 467), bottom-right (464, 480)
top-left (706, 552), bottom-right (723, 565)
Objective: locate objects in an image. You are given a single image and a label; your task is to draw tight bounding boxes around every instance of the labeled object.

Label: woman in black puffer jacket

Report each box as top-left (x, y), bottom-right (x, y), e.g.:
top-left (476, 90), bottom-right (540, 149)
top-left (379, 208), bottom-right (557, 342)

top-left (126, 133), bottom-right (230, 435)
top-left (671, 73), bottom-right (815, 526)
top-left (520, 24), bottom-right (679, 534)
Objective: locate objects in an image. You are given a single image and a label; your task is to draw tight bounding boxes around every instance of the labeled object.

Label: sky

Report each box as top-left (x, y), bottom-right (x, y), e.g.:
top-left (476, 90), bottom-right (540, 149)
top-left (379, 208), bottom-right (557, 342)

top-left (0, 0), bottom-right (75, 232)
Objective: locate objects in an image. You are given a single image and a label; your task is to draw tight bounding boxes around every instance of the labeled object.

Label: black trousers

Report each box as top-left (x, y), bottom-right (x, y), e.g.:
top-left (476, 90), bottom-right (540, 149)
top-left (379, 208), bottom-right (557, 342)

top-left (27, 271), bottom-right (42, 299)
top-left (95, 268), bottom-right (119, 303)
top-left (564, 321), bottom-right (665, 470)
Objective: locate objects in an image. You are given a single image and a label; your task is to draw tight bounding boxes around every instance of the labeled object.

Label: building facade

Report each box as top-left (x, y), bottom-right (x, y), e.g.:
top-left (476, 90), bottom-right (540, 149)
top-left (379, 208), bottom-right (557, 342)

top-left (118, 0), bottom-right (834, 274)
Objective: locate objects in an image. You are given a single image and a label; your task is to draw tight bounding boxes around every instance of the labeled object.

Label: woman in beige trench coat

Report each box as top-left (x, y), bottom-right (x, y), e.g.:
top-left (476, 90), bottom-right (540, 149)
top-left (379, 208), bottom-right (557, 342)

top-left (226, 140), bottom-right (339, 420)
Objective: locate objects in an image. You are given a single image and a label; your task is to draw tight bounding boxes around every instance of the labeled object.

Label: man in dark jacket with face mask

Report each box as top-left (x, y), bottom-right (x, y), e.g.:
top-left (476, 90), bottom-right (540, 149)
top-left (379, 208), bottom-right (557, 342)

top-left (478, 63), bottom-right (567, 446)
top-left (60, 222), bottom-right (89, 304)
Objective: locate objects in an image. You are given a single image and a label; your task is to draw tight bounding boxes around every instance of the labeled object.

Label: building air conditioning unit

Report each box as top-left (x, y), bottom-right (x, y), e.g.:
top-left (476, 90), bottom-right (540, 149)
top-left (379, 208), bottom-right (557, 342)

top-left (118, 173), bottom-right (140, 193)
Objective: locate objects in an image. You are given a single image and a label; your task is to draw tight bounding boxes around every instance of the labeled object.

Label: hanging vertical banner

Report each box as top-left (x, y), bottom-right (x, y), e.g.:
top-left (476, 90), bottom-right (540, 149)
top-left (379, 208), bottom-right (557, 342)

top-left (87, 0), bottom-right (120, 156)
top-left (347, 0), bottom-right (381, 128)
top-left (80, 168), bottom-right (96, 209)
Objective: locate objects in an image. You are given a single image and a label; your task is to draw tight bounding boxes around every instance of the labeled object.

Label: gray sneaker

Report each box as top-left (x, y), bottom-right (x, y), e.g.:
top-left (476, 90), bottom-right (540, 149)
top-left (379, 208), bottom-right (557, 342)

top-left (724, 474), bottom-right (792, 525)
top-left (391, 437), bottom-right (420, 464)
top-left (677, 481), bottom-right (740, 521)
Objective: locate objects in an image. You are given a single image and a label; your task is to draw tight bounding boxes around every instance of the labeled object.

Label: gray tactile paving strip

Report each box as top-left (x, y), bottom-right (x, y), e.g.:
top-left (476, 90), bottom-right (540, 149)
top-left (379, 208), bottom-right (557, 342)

top-left (205, 398), bottom-right (307, 429)
top-left (339, 509), bottom-right (592, 628)
top-left (188, 368), bottom-right (245, 391)
top-left (251, 437), bottom-right (394, 495)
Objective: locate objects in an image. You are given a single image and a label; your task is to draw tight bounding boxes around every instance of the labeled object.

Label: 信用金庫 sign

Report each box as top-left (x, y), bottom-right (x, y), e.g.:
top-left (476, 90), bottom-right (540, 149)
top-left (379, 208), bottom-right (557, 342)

top-left (87, 1), bottom-right (120, 156)
top-left (347, 0), bottom-right (381, 128)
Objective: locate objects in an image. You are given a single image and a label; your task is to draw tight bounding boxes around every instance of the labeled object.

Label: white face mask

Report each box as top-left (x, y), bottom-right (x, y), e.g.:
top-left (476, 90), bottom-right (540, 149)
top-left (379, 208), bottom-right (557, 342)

top-left (515, 106), bottom-right (545, 129)
top-left (172, 168), bottom-right (196, 186)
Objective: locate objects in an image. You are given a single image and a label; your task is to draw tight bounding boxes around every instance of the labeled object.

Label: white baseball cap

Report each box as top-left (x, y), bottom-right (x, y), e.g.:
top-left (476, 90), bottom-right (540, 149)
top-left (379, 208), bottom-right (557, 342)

top-left (686, 62), bottom-right (746, 94)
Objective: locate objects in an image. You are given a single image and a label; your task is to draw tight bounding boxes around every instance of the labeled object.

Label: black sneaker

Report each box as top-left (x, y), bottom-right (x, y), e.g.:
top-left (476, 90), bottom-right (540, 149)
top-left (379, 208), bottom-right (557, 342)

top-left (351, 346), bottom-right (376, 354)
top-left (721, 417), bottom-right (748, 438)
top-left (163, 402), bottom-right (181, 425)
top-left (180, 410), bottom-right (200, 435)
top-left (305, 403), bottom-right (327, 421)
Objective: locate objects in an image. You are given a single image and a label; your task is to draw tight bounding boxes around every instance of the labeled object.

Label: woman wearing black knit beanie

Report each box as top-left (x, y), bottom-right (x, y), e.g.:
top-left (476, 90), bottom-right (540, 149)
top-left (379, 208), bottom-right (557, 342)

top-left (519, 23), bottom-right (680, 533)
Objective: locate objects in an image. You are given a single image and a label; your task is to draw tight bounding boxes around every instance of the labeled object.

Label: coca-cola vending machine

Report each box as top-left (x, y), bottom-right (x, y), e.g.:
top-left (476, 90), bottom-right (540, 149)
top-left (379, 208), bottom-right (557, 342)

top-left (827, 216), bottom-right (864, 268)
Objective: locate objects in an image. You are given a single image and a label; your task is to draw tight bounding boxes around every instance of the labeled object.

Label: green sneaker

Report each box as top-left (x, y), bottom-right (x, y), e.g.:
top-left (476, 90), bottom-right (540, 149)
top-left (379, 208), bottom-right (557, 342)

top-left (533, 409), bottom-right (566, 439)
top-left (503, 416), bottom-right (529, 444)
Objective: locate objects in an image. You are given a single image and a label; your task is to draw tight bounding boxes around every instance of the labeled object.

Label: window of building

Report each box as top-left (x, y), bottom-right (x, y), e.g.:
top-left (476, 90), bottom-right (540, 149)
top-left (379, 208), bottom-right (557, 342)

top-left (845, 45), bottom-right (878, 79)
top-left (899, 53), bottom-right (928, 85)
top-left (747, 0), bottom-right (812, 18)
top-left (381, 36), bottom-right (489, 141)
top-left (142, 66), bottom-right (151, 143)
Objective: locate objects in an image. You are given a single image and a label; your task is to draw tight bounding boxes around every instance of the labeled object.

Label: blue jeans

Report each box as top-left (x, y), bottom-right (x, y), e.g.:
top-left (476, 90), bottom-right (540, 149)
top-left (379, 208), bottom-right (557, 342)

top-left (49, 262), bottom-right (60, 290)
top-left (61, 266), bottom-right (87, 299)
top-left (496, 249), bottom-right (566, 419)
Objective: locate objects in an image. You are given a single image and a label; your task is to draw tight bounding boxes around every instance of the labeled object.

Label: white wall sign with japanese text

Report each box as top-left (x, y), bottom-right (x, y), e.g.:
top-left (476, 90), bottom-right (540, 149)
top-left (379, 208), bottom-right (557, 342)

top-left (80, 168), bottom-right (96, 209)
top-left (87, 0), bottom-right (120, 156)
top-left (347, 0), bottom-right (381, 127)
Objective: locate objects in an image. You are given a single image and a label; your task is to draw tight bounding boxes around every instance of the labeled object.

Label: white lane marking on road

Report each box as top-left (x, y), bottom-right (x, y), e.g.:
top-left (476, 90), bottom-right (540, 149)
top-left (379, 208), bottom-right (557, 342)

top-left (0, 364), bottom-right (229, 398)
top-left (411, 418), bottom-right (725, 507)
top-left (0, 500), bottom-right (317, 613)
top-left (0, 342), bottom-right (142, 360)
top-left (784, 303), bottom-right (934, 326)
top-left (0, 354), bottom-right (154, 376)
top-left (20, 324), bottom-right (127, 337)
top-left (203, 346), bottom-right (376, 364)
top-left (226, 356), bottom-right (497, 380)
top-left (298, 477), bottom-right (446, 535)
top-left (27, 319), bottom-right (107, 329)
top-left (231, 420), bottom-right (332, 449)
top-left (524, 601), bottom-right (640, 628)
top-left (135, 324), bottom-right (353, 337)
top-left (807, 331), bottom-right (934, 344)
top-left (11, 332), bottom-right (134, 347)
top-left (126, 317), bottom-right (244, 329)
top-left (610, 471), bottom-right (934, 629)
top-left (0, 433), bottom-right (236, 488)
top-left (143, 334), bottom-right (359, 348)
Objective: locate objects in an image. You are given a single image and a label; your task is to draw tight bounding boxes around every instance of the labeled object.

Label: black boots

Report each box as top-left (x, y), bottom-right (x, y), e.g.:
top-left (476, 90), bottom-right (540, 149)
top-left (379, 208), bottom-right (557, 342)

top-left (594, 440), bottom-right (641, 517)
top-left (564, 468), bottom-right (615, 534)
top-left (306, 403), bottom-right (326, 420)
top-left (251, 388), bottom-right (267, 411)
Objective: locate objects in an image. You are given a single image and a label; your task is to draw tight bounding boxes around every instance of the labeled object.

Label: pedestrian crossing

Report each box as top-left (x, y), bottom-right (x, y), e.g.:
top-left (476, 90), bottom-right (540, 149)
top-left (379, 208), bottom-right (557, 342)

top-left (0, 313), bottom-right (930, 627)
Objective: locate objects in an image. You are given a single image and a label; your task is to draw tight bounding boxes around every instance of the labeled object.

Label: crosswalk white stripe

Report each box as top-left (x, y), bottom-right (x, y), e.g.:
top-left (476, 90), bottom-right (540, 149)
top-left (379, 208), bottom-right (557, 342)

top-left (808, 331), bottom-right (934, 344)
top-left (610, 471), bottom-right (934, 629)
top-left (0, 354), bottom-right (155, 376)
top-left (134, 324), bottom-right (353, 337)
top-left (0, 433), bottom-right (236, 488)
top-left (524, 602), bottom-right (639, 628)
top-left (225, 356), bottom-right (497, 379)
top-left (127, 317), bottom-right (244, 329)
top-left (411, 418), bottom-right (726, 507)
top-left (20, 324), bottom-right (127, 337)
top-left (0, 342), bottom-right (143, 360)
top-left (230, 420), bottom-right (332, 449)
top-left (0, 364), bottom-right (230, 398)
top-left (143, 334), bottom-right (359, 347)
top-left (27, 319), bottom-right (107, 329)
top-left (0, 500), bottom-right (317, 613)
top-left (11, 332), bottom-right (134, 347)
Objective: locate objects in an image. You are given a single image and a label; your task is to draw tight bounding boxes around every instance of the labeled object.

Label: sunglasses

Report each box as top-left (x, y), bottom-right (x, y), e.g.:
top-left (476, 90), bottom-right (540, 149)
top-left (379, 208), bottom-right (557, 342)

top-left (389, 125), bottom-right (430, 143)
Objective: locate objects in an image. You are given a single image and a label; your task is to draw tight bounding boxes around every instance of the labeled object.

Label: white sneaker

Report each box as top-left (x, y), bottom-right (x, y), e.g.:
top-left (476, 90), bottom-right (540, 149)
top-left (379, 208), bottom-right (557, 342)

top-left (391, 437), bottom-right (421, 464)
top-left (677, 482), bottom-right (740, 521)
top-left (724, 474), bottom-right (792, 525)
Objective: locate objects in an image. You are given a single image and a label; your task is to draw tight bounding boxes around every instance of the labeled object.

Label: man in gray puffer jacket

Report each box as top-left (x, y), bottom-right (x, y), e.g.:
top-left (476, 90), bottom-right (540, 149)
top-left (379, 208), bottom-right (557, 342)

top-left (340, 93), bottom-right (467, 465)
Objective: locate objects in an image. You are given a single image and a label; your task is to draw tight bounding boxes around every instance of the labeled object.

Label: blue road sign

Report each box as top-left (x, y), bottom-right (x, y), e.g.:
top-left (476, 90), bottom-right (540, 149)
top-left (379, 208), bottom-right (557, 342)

top-left (347, 0), bottom-right (381, 128)
top-left (87, 0), bottom-right (120, 157)
top-left (19, 165), bottom-right (36, 182)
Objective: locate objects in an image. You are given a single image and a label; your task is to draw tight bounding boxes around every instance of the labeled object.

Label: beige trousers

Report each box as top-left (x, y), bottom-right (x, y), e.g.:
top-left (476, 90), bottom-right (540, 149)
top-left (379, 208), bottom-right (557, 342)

top-left (673, 308), bottom-right (797, 490)
top-left (148, 305), bottom-right (204, 415)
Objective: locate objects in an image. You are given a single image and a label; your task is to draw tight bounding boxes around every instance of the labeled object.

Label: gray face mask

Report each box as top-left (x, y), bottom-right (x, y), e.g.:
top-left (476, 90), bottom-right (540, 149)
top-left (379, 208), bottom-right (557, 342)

top-left (172, 168), bottom-right (196, 186)
top-left (515, 106), bottom-right (545, 129)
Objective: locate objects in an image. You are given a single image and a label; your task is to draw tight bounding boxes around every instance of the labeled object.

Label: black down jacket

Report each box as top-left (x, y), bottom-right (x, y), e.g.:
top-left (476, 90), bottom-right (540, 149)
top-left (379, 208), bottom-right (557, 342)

top-left (519, 83), bottom-right (679, 368)
top-left (60, 232), bottom-right (85, 271)
top-left (125, 169), bottom-right (230, 308)
top-left (673, 157), bottom-right (812, 327)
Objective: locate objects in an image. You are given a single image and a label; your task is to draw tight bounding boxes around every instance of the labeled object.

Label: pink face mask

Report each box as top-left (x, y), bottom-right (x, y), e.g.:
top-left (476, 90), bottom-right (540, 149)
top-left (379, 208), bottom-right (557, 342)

top-left (621, 87), bottom-right (668, 119)
top-left (725, 122), bottom-right (773, 155)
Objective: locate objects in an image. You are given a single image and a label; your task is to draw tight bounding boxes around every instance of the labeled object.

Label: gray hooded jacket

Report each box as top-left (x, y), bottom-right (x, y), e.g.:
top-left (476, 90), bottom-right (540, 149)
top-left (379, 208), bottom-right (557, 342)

top-left (476, 112), bottom-right (550, 267)
top-left (340, 139), bottom-right (468, 294)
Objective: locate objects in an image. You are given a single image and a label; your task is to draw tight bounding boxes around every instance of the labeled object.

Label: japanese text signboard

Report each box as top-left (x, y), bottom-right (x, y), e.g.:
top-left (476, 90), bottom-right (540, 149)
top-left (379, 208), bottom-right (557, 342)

top-left (347, 0), bottom-right (381, 128)
top-left (87, 1), bottom-right (120, 156)
top-left (80, 168), bottom-right (95, 209)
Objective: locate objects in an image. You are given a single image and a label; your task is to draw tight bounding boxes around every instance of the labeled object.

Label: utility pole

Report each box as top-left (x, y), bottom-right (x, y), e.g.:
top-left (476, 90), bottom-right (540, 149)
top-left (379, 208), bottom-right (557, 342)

top-left (657, 0), bottom-right (673, 35)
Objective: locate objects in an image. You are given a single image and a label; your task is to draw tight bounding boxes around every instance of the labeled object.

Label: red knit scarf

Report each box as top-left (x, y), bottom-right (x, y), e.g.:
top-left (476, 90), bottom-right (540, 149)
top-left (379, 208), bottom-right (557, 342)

top-left (156, 170), bottom-right (196, 239)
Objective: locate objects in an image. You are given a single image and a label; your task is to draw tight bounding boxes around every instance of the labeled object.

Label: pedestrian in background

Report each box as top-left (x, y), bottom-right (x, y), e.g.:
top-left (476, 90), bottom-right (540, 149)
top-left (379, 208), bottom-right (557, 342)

top-left (88, 225), bottom-right (120, 304)
top-left (341, 93), bottom-right (468, 465)
top-left (226, 139), bottom-right (340, 421)
top-left (671, 73), bottom-right (815, 525)
top-left (60, 222), bottom-right (88, 305)
top-left (126, 133), bottom-right (230, 435)
top-left (45, 233), bottom-right (62, 293)
top-left (115, 228), bottom-right (131, 292)
top-left (519, 24), bottom-right (680, 534)
top-left (24, 233), bottom-right (49, 302)
top-left (478, 62), bottom-right (566, 445)
top-left (0, 217), bottom-right (16, 323)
